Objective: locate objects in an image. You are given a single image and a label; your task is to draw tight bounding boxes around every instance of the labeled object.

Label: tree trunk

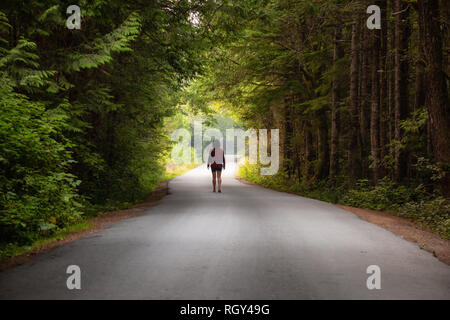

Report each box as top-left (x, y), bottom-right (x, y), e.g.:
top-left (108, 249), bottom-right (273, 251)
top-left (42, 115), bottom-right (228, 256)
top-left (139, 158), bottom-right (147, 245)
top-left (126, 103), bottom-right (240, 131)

top-left (417, 0), bottom-right (450, 197)
top-left (414, 32), bottom-right (425, 112)
top-left (387, 0), bottom-right (396, 179)
top-left (394, 0), bottom-right (410, 182)
top-left (370, 0), bottom-right (381, 184)
top-left (348, 17), bottom-right (362, 186)
top-left (283, 97), bottom-right (294, 177)
top-left (360, 24), bottom-right (370, 178)
top-left (316, 112), bottom-right (329, 180)
top-left (304, 122), bottom-right (313, 180)
top-left (360, 27), bottom-right (369, 148)
top-left (329, 26), bottom-right (343, 184)
top-left (379, 0), bottom-right (388, 179)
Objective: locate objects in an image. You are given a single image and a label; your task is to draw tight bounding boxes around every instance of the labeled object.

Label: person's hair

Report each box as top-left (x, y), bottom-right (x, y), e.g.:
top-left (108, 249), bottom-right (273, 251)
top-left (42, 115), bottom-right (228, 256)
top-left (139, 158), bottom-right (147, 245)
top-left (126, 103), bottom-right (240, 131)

top-left (213, 139), bottom-right (221, 149)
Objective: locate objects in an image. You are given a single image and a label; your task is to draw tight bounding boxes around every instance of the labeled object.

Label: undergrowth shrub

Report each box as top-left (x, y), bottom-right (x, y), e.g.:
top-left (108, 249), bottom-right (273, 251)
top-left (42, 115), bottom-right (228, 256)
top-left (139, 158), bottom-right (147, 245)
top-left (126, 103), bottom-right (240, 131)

top-left (0, 80), bottom-right (82, 244)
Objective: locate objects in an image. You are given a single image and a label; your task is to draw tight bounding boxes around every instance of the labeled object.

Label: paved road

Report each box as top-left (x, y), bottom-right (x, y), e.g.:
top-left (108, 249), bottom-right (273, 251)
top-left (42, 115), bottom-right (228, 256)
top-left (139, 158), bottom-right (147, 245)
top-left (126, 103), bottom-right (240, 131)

top-left (1, 157), bottom-right (449, 299)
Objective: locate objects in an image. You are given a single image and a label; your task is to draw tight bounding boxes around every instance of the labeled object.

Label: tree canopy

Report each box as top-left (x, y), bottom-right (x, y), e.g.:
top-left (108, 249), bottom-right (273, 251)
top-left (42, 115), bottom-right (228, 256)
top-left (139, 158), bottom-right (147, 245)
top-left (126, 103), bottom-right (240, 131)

top-left (1, 0), bottom-right (449, 245)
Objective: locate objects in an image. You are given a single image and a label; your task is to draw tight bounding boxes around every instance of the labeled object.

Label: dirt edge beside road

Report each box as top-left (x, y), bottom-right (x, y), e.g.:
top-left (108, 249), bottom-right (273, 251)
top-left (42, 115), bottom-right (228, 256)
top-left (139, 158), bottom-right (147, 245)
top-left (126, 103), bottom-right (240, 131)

top-left (0, 181), bottom-right (169, 272)
top-left (337, 205), bottom-right (450, 265)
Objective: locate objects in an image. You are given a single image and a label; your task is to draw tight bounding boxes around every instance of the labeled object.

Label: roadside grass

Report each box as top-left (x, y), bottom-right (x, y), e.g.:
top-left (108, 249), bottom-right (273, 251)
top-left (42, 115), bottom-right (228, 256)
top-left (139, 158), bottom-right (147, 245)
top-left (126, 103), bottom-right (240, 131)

top-left (0, 163), bottom-right (198, 263)
top-left (238, 161), bottom-right (450, 240)
top-left (0, 221), bottom-right (92, 261)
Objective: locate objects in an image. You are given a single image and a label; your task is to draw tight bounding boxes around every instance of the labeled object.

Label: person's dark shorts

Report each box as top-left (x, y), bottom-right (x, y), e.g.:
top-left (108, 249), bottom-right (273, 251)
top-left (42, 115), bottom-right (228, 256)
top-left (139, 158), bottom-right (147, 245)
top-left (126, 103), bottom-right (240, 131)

top-left (211, 164), bottom-right (223, 172)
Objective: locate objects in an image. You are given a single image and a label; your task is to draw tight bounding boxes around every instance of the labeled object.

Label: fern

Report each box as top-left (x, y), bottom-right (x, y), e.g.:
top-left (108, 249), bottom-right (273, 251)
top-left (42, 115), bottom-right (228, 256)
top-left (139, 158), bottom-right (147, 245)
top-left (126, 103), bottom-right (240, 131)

top-left (0, 39), bottom-right (56, 91)
top-left (33, 5), bottom-right (66, 37)
top-left (0, 12), bottom-right (56, 92)
top-left (0, 11), bottom-right (11, 53)
top-left (69, 12), bottom-right (141, 72)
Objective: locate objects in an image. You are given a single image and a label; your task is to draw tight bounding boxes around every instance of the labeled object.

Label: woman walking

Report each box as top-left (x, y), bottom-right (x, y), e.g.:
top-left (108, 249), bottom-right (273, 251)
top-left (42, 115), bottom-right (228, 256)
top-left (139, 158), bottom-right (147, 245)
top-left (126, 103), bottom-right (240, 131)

top-left (207, 140), bottom-right (225, 193)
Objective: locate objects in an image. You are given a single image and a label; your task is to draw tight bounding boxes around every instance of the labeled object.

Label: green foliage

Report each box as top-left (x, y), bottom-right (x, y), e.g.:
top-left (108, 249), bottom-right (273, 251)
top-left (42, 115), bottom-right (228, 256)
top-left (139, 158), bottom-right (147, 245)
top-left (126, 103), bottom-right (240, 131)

top-left (0, 0), bottom-right (213, 248)
top-left (342, 178), bottom-right (416, 211)
top-left (238, 160), bottom-right (344, 204)
top-left (68, 12), bottom-right (141, 72)
top-left (1, 0), bottom-right (447, 252)
top-left (401, 198), bottom-right (450, 239)
top-left (0, 76), bottom-right (82, 244)
top-left (0, 221), bottom-right (92, 261)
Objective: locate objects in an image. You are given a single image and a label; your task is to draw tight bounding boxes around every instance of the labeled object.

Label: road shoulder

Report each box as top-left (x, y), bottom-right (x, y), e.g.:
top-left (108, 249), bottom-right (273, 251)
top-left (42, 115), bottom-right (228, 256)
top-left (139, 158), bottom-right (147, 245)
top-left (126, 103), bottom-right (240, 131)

top-left (237, 176), bottom-right (450, 266)
top-left (337, 204), bottom-right (450, 265)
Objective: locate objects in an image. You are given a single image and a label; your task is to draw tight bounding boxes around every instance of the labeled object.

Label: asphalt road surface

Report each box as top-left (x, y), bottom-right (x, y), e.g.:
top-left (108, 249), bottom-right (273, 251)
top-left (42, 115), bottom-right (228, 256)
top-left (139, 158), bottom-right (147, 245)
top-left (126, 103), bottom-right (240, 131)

top-left (1, 157), bottom-right (449, 299)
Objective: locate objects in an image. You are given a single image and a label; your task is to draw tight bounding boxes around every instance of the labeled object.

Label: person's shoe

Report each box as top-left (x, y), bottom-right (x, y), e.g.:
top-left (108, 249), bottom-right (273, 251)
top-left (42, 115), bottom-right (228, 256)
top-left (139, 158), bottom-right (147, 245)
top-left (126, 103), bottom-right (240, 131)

top-left (218, 190), bottom-right (221, 193)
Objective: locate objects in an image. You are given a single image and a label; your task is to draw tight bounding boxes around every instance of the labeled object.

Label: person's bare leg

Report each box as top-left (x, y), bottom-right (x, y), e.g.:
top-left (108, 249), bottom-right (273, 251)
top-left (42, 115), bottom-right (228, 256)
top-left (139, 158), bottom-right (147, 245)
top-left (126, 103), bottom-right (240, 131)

top-left (217, 170), bottom-right (222, 192)
top-left (212, 171), bottom-right (217, 192)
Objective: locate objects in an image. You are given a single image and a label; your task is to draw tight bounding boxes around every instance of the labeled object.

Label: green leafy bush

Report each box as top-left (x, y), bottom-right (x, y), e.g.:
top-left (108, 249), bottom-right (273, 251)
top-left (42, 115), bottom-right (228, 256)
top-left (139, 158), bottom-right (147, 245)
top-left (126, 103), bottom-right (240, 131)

top-left (0, 78), bottom-right (82, 244)
top-left (0, 2), bottom-right (206, 252)
top-left (341, 178), bottom-right (415, 211)
top-left (401, 198), bottom-right (450, 239)
top-left (238, 160), bottom-right (343, 203)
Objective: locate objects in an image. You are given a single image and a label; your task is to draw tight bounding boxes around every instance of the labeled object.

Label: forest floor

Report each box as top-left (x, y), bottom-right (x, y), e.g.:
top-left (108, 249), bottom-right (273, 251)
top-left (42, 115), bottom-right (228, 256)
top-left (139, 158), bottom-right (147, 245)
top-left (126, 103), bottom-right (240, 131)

top-left (237, 177), bottom-right (450, 266)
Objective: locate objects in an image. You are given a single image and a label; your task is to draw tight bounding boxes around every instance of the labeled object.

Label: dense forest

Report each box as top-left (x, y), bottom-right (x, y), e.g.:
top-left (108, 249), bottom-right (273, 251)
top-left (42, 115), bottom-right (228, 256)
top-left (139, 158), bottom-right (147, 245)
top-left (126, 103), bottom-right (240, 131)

top-left (193, 0), bottom-right (450, 237)
top-left (0, 0), bottom-right (449, 254)
top-left (0, 0), bottom-right (217, 248)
